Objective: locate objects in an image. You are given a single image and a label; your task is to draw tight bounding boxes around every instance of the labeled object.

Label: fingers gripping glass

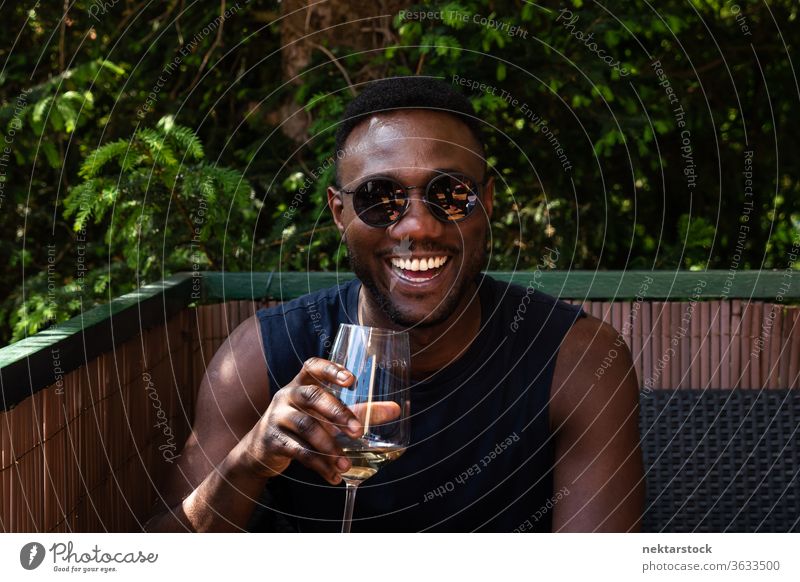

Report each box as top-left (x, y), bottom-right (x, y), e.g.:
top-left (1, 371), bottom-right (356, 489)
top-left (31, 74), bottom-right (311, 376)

top-left (338, 172), bottom-right (486, 227)
top-left (325, 324), bottom-right (410, 533)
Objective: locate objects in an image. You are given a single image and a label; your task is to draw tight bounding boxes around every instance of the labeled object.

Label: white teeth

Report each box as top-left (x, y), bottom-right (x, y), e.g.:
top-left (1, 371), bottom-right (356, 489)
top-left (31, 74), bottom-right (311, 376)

top-left (390, 256), bottom-right (449, 272)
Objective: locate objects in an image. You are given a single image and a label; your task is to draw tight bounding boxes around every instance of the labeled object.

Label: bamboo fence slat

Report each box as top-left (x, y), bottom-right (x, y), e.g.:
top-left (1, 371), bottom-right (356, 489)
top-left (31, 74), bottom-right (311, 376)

top-left (682, 302), bottom-right (693, 390)
top-left (651, 301), bottom-right (662, 389)
top-left (670, 302), bottom-right (682, 388)
top-left (768, 305), bottom-right (782, 388)
top-left (779, 307), bottom-right (792, 388)
top-left (721, 300), bottom-right (731, 389)
top-left (225, 300), bottom-right (236, 337)
top-left (611, 302), bottom-right (623, 345)
top-left (757, 303), bottom-right (769, 389)
top-left (42, 388), bottom-right (57, 531)
top-left (1, 409), bottom-right (12, 530)
top-left (589, 300), bottom-right (601, 321)
top-left (14, 396), bottom-right (34, 532)
top-left (648, 301), bottom-right (657, 389)
top-left (664, 302), bottom-right (670, 388)
top-left (731, 299), bottom-right (742, 388)
top-left (699, 301), bottom-right (711, 388)
top-left (790, 308), bottom-right (800, 388)
top-left (710, 302), bottom-right (722, 389)
top-left (641, 301), bottom-right (652, 389)
top-left (750, 302), bottom-right (762, 389)
top-left (742, 300), bottom-right (753, 388)
top-left (632, 300), bottom-right (643, 384)
top-left (29, 392), bottom-right (42, 531)
top-left (621, 301), bottom-right (632, 352)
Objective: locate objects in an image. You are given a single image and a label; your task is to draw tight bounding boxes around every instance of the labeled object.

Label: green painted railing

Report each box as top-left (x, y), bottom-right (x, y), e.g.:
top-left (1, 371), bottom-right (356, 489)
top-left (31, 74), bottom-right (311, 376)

top-left (1, 269), bottom-right (797, 411)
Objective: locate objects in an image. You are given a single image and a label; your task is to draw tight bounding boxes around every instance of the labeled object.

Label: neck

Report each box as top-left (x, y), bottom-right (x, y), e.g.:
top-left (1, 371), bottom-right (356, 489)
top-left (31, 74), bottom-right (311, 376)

top-left (358, 283), bottom-right (482, 381)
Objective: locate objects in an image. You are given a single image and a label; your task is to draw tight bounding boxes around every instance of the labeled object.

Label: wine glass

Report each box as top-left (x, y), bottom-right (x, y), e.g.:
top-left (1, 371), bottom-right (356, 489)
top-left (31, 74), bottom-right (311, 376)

top-left (325, 324), bottom-right (410, 533)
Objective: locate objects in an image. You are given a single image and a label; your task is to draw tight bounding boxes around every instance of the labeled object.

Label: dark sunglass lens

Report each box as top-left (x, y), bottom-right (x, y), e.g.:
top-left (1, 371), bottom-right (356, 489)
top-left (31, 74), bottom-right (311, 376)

top-left (354, 179), bottom-right (406, 226)
top-left (427, 174), bottom-right (479, 222)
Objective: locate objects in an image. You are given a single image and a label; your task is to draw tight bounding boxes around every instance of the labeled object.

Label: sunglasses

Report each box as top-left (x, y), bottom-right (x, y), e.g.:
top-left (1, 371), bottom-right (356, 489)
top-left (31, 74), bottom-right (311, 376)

top-left (338, 172), bottom-right (487, 228)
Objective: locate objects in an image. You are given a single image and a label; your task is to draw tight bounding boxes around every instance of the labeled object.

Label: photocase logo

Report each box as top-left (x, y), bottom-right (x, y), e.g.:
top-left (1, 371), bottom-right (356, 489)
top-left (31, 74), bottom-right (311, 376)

top-left (20, 542), bottom-right (46, 570)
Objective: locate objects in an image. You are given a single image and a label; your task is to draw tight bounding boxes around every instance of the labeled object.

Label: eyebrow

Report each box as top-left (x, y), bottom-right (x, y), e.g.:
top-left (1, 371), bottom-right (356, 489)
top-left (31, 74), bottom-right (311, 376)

top-left (347, 167), bottom-right (470, 187)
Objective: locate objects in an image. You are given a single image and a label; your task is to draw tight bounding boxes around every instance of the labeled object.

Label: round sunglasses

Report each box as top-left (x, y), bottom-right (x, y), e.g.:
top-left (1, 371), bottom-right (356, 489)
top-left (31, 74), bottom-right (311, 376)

top-left (338, 172), bottom-right (487, 228)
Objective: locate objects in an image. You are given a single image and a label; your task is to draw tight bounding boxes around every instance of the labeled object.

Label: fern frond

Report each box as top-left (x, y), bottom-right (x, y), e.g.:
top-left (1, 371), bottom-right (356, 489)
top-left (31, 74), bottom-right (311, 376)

top-left (55, 96), bottom-right (79, 133)
top-left (79, 139), bottom-right (131, 178)
top-left (41, 142), bottom-right (60, 168)
top-left (30, 95), bottom-right (54, 134)
top-left (168, 125), bottom-right (204, 160)
top-left (63, 180), bottom-right (98, 229)
top-left (137, 128), bottom-right (178, 167)
top-left (201, 164), bottom-right (250, 202)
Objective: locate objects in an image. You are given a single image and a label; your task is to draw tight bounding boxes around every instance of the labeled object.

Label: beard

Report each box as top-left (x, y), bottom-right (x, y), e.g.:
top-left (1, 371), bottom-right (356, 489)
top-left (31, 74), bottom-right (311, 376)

top-left (347, 232), bottom-right (488, 329)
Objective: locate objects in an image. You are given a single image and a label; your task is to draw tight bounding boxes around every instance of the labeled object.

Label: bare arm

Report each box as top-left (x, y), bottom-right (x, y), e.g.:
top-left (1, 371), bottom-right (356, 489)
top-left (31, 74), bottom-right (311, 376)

top-left (549, 317), bottom-right (645, 532)
top-left (144, 314), bottom-right (363, 532)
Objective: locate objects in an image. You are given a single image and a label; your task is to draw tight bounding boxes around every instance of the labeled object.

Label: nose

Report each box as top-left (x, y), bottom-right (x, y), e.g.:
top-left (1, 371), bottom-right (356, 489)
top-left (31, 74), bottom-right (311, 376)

top-left (386, 188), bottom-right (445, 242)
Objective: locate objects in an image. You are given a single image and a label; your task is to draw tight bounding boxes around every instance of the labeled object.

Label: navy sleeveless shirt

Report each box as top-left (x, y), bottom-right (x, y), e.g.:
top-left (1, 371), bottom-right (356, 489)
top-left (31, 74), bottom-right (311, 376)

top-left (251, 273), bottom-right (585, 532)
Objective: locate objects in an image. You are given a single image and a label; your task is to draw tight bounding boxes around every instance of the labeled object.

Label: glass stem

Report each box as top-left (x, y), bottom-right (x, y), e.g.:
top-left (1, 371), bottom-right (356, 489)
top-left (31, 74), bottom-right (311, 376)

top-left (341, 481), bottom-right (359, 533)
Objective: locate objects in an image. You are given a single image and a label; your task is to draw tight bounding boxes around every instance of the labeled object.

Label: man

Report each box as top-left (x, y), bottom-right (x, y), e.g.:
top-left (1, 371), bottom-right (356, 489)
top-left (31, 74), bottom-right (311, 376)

top-left (146, 76), bottom-right (644, 532)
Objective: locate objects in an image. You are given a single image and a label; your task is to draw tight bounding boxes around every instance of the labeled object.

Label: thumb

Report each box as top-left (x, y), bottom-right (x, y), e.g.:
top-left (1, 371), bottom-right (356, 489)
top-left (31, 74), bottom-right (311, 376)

top-left (349, 401), bottom-right (402, 427)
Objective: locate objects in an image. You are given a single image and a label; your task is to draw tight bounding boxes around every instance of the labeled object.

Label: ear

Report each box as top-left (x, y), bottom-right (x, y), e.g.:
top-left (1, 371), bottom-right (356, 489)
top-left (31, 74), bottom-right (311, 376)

top-left (327, 185), bottom-right (346, 235)
top-left (482, 176), bottom-right (494, 220)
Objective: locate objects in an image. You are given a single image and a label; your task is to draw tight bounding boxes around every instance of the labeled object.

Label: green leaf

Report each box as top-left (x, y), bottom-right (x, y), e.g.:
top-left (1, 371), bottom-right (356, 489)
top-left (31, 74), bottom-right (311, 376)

top-left (40, 141), bottom-right (60, 168)
top-left (55, 95), bottom-right (78, 133)
top-left (98, 59), bottom-right (126, 76)
top-left (31, 95), bottom-right (53, 129)
top-left (80, 139), bottom-right (130, 178)
top-left (137, 128), bottom-right (178, 167)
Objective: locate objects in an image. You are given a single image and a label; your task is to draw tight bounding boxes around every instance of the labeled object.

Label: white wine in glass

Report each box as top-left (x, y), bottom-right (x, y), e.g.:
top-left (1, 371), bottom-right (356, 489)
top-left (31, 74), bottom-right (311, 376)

top-left (326, 324), bottom-right (410, 532)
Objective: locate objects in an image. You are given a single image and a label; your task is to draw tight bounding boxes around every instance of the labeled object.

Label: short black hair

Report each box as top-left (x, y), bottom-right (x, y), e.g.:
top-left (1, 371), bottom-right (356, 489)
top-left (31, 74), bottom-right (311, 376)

top-left (333, 76), bottom-right (485, 185)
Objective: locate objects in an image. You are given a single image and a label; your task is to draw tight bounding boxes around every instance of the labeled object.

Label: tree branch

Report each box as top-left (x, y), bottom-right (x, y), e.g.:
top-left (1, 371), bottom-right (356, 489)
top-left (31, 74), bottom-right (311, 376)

top-left (311, 42), bottom-right (357, 96)
top-left (187, 0), bottom-right (227, 92)
top-left (174, 193), bottom-right (217, 269)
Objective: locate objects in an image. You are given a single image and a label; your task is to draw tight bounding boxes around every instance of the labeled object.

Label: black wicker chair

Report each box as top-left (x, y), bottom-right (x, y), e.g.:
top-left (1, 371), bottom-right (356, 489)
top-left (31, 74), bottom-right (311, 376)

top-left (639, 388), bottom-right (800, 532)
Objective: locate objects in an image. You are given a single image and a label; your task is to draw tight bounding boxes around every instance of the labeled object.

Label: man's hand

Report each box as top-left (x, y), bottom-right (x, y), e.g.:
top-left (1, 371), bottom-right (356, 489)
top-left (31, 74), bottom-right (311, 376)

top-left (236, 357), bottom-right (363, 485)
top-left (237, 358), bottom-right (403, 484)
top-left (146, 318), bottom-right (403, 532)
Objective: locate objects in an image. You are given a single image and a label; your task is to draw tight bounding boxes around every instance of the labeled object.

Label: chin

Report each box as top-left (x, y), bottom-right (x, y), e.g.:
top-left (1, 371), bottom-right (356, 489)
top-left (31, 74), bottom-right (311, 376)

top-left (367, 281), bottom-right (468, 330)
top-left (348, 240), bottom-right (487, 329)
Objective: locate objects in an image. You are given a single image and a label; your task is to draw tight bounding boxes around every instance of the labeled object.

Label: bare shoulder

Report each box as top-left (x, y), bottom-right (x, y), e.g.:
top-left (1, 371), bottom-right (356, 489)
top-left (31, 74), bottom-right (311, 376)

top-left (548, 313), bottom-right (645, 531)
top-left (159, 313), bottom-right (270, 505)
top-left (199, 313), bottom-right (270, 406)
top-left (550, 314), bottom-right (638, 431)
top-left (556, 313), bottom-right (619, 367)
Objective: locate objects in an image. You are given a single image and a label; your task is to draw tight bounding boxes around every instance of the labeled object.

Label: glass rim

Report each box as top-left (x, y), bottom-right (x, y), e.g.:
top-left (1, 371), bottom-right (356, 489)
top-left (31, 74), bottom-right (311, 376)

top-left (339, 323), bottom-right (409, 337)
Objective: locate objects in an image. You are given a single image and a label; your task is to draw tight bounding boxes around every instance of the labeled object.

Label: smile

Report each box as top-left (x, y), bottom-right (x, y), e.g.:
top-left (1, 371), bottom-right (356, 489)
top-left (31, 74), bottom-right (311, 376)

top-left (388, 256), bottom-right (449, 283)
top-left (390, 256), bottom-right (448, 271)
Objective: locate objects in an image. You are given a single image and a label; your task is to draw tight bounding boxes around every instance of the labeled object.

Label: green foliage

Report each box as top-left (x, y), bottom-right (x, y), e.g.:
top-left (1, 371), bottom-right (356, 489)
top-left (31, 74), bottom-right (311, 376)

top-left (1, 59), bottom-right (125, 169)
top-left (1, 0), bottom-right (799, 346)
top-left (63, 115), bottom-right (254, 281)
top-left (374, 0), bottom-right (800, 273)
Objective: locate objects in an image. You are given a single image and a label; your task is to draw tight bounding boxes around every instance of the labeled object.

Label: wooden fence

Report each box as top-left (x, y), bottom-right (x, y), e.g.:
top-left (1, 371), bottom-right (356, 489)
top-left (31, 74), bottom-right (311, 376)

top-left (1, 271), bottom-right (798, 532)
top-left (575, 300), bottom-right (800, 390)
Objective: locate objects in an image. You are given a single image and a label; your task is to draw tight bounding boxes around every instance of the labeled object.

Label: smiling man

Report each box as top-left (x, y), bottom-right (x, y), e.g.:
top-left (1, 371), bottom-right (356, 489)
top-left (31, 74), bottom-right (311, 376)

top-left (145, 76), bottom-right (644, 533)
